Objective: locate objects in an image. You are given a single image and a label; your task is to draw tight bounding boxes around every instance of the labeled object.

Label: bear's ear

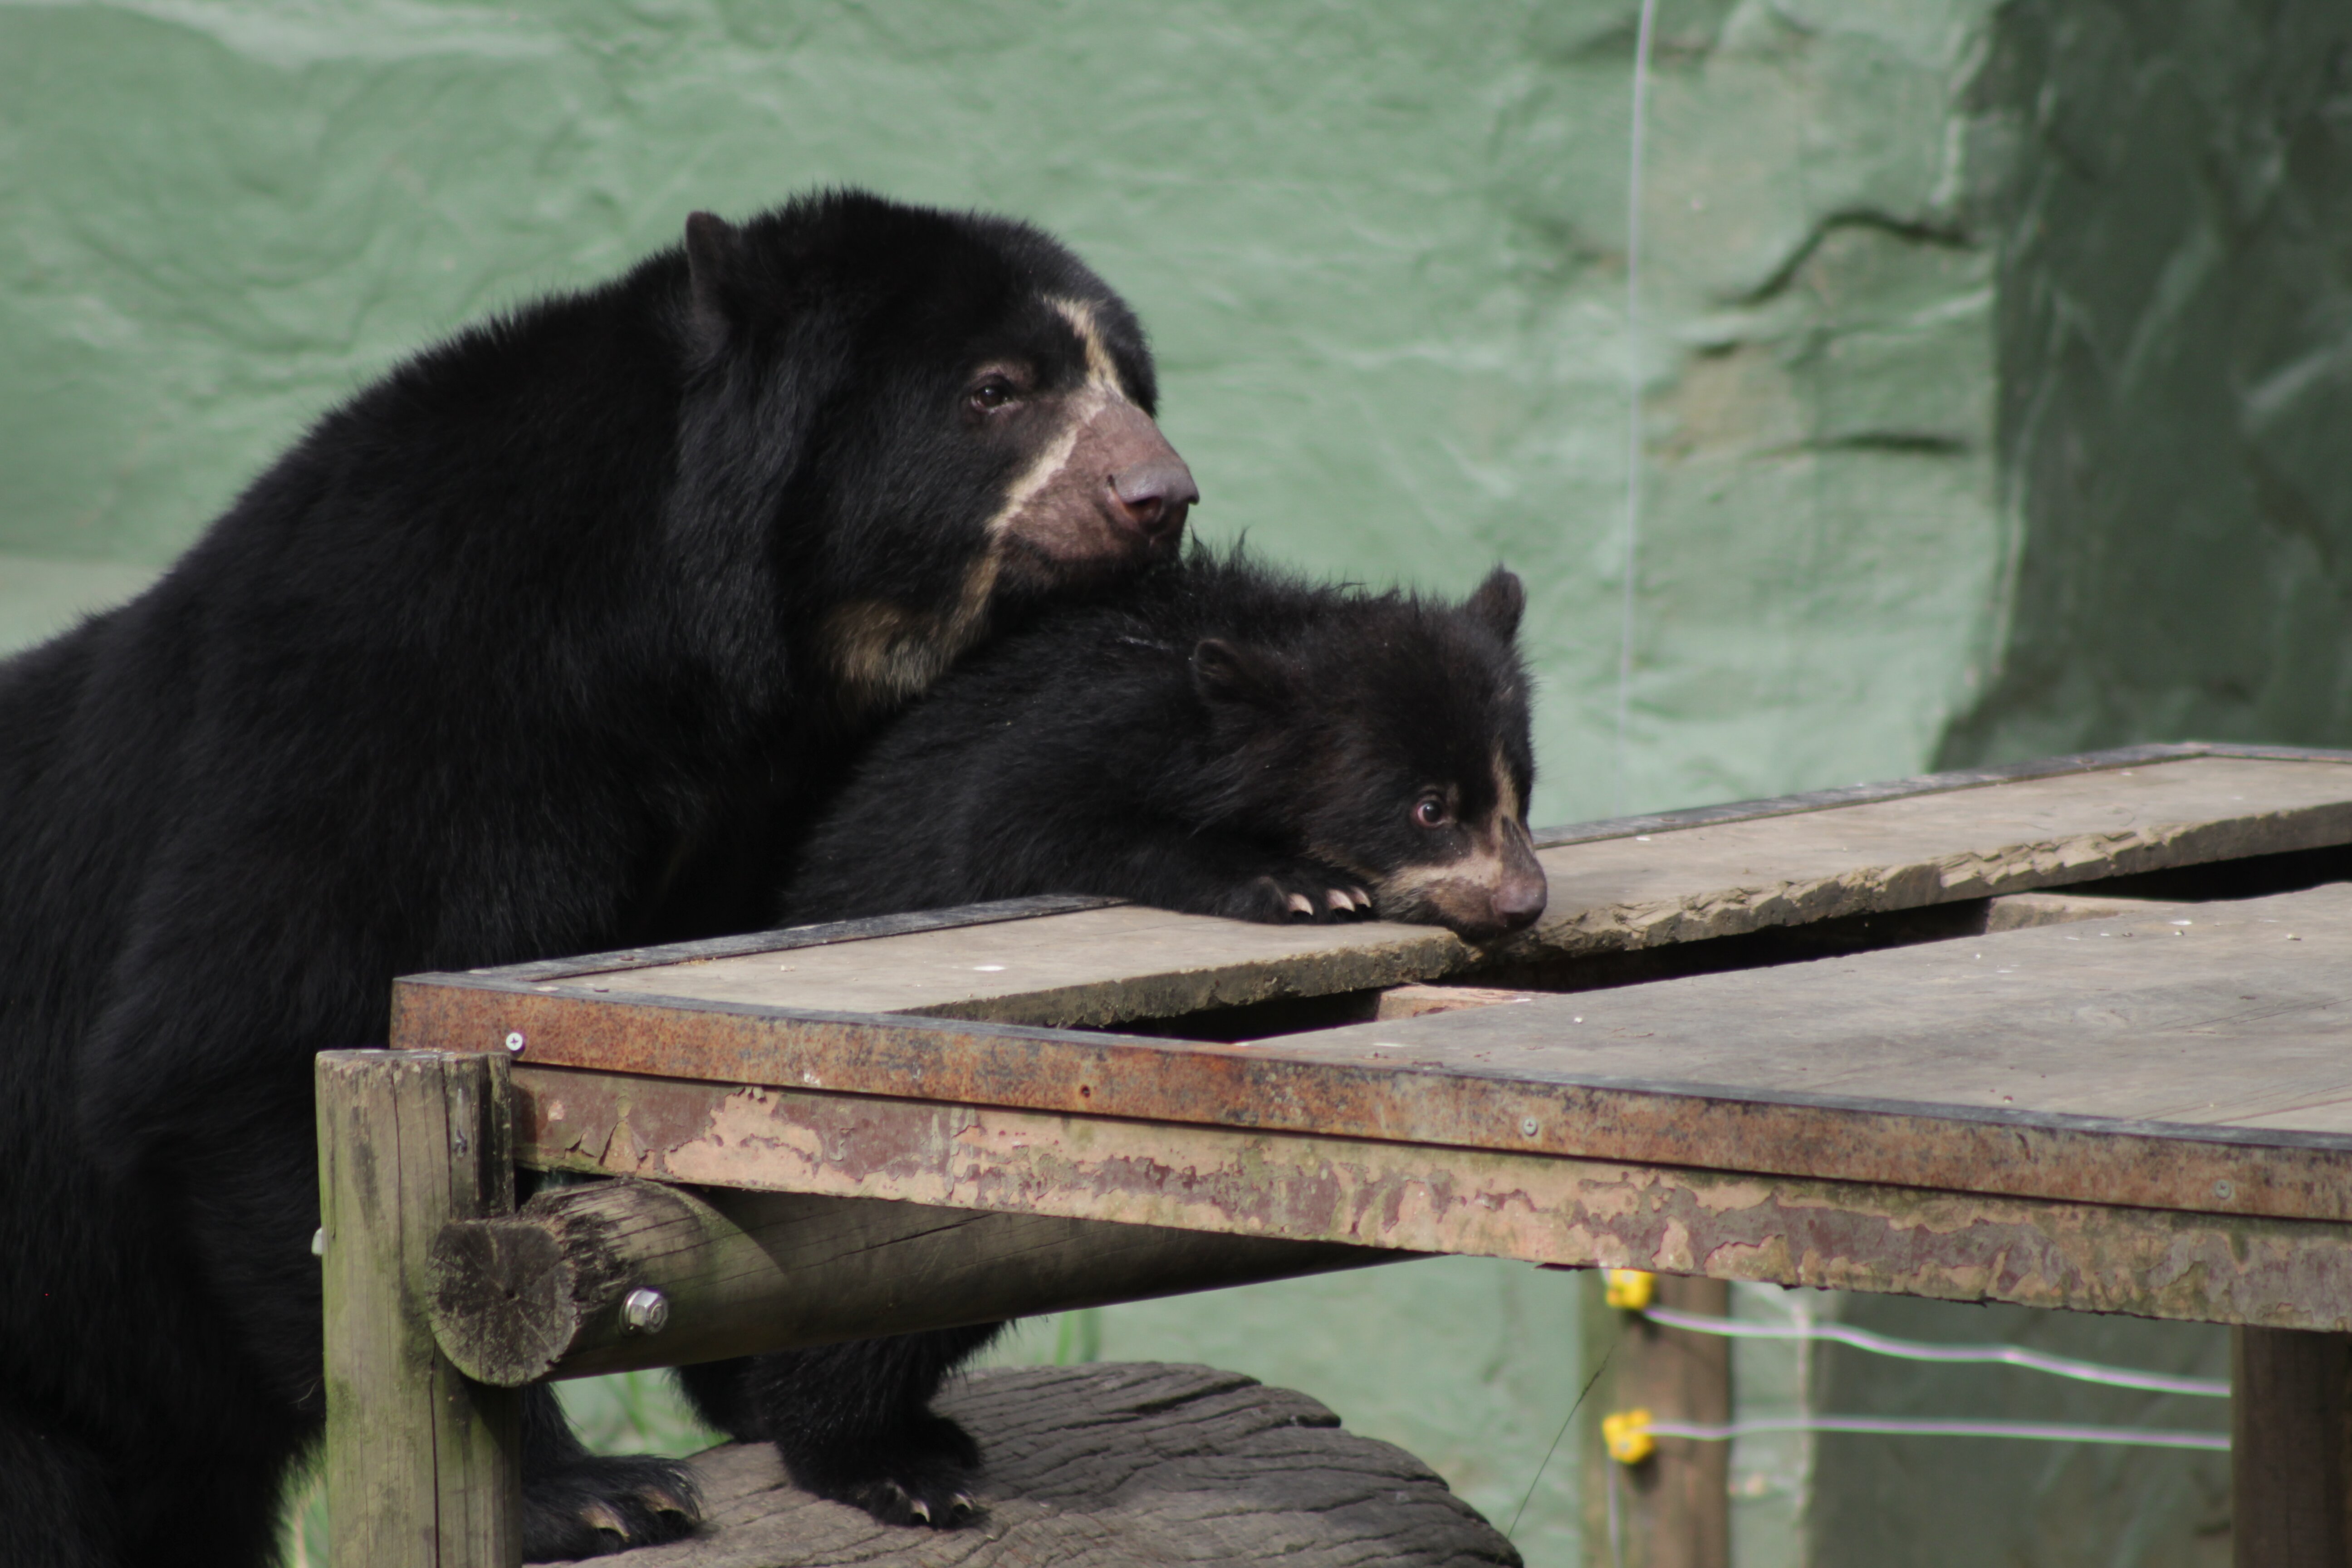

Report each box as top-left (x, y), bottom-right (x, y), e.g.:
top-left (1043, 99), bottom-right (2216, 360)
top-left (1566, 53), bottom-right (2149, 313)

top-left (1465, 567), bottom-right (1524, 641)
top-left (1191, 638), bottom-right (1288, 711)
top-left (684, 211), bottom-right (748, 347)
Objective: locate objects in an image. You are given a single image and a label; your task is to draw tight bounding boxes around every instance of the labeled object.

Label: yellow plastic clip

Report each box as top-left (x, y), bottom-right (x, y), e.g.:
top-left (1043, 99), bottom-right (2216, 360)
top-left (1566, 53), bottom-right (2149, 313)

top-left (1602, 1408), bottom-right (1656, 1465)
top-left (1603, 1268), bottom-right (1656, 1311)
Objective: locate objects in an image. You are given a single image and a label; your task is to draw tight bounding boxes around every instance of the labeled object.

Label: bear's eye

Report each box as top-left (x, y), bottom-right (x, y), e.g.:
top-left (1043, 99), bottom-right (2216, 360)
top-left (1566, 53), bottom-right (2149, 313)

top-left (1412, 794), bottom-right (1450, 829)
top-left (967, 376), bottom-right (1022, 415)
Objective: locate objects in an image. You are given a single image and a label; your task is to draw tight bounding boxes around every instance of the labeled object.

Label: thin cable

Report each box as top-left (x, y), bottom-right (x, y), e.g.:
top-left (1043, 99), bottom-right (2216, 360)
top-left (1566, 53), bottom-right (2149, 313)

top-left (1612, 0), bottom-right (1661, 815)
top-left (1507, 1342), bottom-right (1612, 1539)
top-left (1641, 1305), bottom-right (2229, 1398)
top-left (1637, 1415), bottom-right (2229, 1452)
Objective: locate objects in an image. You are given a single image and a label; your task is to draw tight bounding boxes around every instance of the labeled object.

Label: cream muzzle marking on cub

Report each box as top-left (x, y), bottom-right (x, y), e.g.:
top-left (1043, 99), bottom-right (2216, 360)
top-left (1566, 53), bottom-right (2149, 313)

top-left (1369, 755), bottom-right (1540, 927)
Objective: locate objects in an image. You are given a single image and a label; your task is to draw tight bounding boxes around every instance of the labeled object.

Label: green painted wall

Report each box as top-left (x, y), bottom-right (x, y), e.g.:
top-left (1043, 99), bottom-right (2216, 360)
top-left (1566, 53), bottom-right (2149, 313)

top-left (9, 1), bottom-right (2333, 1563)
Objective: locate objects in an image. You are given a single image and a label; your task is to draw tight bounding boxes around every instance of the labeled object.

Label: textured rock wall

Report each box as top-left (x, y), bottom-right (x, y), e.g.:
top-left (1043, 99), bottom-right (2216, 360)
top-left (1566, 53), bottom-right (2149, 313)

top-left (1937, 0), bottom-right (2352, 764)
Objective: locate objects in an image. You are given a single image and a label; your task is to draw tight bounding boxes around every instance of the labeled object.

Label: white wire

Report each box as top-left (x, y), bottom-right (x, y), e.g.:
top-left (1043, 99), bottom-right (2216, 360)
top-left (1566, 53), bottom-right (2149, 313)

top-left (1639, 1415), bottom-right (2229, 1452)
top-left (1612, 0), bottom-right (1661, 815)
top-left (1640, 1304), bottom-right (2230, 1398)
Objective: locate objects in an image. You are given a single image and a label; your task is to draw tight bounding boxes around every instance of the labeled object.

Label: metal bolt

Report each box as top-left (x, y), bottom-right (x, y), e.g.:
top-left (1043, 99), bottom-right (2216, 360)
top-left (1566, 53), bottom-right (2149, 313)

top-left (622, 1287), bottom-right (671, 1335)
top-left (1520, 1117), bottom-right (1541, 1138)
top-left (2213, 1179), bottom-right (2236, 1201)
top-left (504, 1031), bottom-right (525, 1054)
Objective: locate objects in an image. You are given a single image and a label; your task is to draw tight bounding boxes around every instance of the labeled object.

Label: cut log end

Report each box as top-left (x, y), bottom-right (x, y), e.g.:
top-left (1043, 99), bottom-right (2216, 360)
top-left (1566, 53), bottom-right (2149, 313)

top-left (559, 1362), bottom-right (1522, 1568)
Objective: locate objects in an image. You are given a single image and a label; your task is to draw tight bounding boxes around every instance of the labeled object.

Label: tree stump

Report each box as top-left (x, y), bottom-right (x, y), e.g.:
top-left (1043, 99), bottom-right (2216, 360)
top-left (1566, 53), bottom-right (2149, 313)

top-left (569, 1363), bottom-right (1522, 1568)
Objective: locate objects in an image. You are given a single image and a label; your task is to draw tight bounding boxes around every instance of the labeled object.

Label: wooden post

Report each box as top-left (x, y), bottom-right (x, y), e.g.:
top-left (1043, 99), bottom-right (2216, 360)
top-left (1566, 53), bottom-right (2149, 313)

top-left (319, 1050), bottom-right (522, 1568)
top-left (2234, 1326), bottom-right (2352, 1565)
top-left (1579, 1271), bottom-right (1731, 1568)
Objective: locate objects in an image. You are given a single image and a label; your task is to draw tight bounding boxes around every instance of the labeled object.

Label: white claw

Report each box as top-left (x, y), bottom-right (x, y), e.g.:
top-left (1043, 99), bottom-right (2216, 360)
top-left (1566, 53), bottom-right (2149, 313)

top-left (1326, 888), bottom-right (1353, 912)
top-left (1348, 887), bottom-right (1372, 909)
top-left (1286, 892), bottom-right (1315, 916)
top-left (910, 1499), bottom-right (932, 1524)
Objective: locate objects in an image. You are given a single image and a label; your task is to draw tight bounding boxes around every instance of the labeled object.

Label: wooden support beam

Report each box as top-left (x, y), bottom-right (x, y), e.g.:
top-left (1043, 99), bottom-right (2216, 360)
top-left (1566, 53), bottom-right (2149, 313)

top-left (2234, 1326), bottom-right (2352, 1565)
top-left (319, 1049), bottom-right (521, 1568)
top-left (1579, 1272), bottom-right (1730, 1568)
top-left (428, 1178), bottom-right (1390, 1386)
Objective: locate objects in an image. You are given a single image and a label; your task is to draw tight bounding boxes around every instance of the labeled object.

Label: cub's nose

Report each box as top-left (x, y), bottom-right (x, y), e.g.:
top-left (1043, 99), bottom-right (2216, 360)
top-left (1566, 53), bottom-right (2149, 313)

top-left (1493, 871), bottom-right (1548, 931)
top-left (1109, 459), bottom-right (1199, 542)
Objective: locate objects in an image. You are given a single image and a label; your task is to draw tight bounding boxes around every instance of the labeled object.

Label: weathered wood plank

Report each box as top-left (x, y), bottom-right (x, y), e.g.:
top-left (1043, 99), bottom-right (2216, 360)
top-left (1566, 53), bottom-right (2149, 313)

top-left (395, 882), bottom-right (2352, 1226)
top-left (427, 1180), bottom-right (1381, 1386)
top-left (2232, 1328), bottom-right (2352, 1566)
top-left (1579, 1274), bottom-right (1730, 1568)
top-left (318, 1049), bottom-right (521, 1568)
top-left (504, 1066), bottom-right (2352, 1331)
top-left (412, 753), bottom-right (2352, 1032)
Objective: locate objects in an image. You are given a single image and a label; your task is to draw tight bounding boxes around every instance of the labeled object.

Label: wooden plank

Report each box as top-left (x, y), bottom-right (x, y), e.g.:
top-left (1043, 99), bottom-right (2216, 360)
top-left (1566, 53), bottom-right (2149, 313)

top-left (417, 754), bottom-right (2352, 1033)
top-left (1580, 1274), bottom-right (1730, 1568)
top-left (318, 1049), bottom-right (521, 1568)
top-left (2233, 1328), bottom-right (2352, 1565)
top-left (394, 883), bottom-right (2352, 1225)
top-left (502, 1065), bottom-right (2352, 1331)
top-left (426, 1181), bottom-right (1380, 1386)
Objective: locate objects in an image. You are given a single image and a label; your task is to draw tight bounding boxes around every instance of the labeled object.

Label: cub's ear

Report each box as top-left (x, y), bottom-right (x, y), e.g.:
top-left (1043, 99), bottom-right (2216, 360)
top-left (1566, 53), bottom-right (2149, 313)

top-left (1191, 638), bottom-right (1288, 710)
top-left (1465, 567), bottom-right (1525, 641)
top-left (684, 211), bottom-right (748, 347)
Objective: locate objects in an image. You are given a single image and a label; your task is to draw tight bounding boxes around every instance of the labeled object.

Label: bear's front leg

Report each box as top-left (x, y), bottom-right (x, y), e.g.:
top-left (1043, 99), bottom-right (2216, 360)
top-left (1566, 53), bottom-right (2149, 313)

top-left (520, 1384), bottom-right (702, 1558)
top-left (676, 1323), bottom-right (1003, 1526)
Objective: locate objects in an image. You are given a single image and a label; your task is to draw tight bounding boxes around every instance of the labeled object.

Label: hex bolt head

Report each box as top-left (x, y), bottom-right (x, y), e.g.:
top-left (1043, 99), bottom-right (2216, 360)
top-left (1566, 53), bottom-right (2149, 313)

top-left (504, 1031), bottom-right (525, 1054)
top-left (1520, 1117), bottom-right (1541, 1138)
top-left (623, 1287), bottom-right (671, 1335)
top-left (2213, 1179), bottom-right (2236, 1200)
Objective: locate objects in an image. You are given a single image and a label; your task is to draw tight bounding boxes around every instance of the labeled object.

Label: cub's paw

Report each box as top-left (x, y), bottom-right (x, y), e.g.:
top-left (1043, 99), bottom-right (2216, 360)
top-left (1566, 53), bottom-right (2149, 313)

top-left (784, 1412), bottom-right (983, 1529)
top-left (522, 1454), bottom-right (701, 1561)
top-left (1227, 866), bottom-right (1373, 925)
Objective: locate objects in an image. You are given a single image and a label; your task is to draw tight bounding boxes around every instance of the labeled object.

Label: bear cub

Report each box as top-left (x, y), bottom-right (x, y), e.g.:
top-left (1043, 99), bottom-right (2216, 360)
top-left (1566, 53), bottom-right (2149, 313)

top-left (779, 547), bottom-right (1548, 938)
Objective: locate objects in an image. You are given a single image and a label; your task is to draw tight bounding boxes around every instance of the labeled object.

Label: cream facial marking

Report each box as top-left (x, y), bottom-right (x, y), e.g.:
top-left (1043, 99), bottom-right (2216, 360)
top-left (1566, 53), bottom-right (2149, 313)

top-left (972, 299), bottom-right (1132, 546)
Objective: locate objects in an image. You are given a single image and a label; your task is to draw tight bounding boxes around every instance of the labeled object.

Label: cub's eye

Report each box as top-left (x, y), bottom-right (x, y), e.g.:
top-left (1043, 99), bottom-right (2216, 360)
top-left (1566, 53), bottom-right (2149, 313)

top-left (966, 376), bottom-right (1021, 414)
top-left (1412, 794), bottom-right (1451, 829)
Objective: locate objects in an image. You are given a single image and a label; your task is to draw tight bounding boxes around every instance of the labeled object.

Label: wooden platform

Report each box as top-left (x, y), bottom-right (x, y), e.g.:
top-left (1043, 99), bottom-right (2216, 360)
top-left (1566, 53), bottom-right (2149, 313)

top-left (571, 1364), bottom-right (1518, 1568)
top-left (350, 744), bottom-right (2352, 1566)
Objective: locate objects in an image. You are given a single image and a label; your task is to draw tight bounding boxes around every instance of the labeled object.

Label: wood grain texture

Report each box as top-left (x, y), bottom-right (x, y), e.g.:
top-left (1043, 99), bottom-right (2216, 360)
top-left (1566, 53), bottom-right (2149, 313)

top-left (428, 1181), bottom-right (1381, 1386)
top-left (414, 754), bottom-right (2352, 1031)
top-left (2233, 1328), bottom-right (2352, 1566)
top-left (506, 1068), bottom-right (2352, 1331)
top-left (318, 1049), bottom-right (521, 1568)
top-left (1579, 1277), bottom-right (1730, 1568)
top-left (567, 1363), bottom-right (1520, 1568)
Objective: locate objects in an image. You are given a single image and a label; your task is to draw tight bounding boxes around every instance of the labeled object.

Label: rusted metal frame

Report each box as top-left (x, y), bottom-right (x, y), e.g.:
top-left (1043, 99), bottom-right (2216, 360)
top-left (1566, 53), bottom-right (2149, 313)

top-left (397, 983), bottom-right (2352, 1225)
top-left (502, 1064), bottom-right (2352, 1333)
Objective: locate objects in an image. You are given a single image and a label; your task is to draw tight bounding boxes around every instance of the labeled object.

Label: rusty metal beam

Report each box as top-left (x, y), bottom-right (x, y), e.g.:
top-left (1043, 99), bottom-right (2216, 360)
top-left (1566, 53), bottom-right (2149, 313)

top-left (506, 1065), bottom-right (2352, 1333)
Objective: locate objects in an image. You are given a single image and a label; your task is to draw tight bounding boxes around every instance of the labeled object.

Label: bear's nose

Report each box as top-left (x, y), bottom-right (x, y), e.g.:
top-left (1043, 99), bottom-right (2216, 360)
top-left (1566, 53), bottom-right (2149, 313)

top-left (1492, 870), bottom-right (1548, 930)
top-left (1109, 460), bottom-right (1199, 542)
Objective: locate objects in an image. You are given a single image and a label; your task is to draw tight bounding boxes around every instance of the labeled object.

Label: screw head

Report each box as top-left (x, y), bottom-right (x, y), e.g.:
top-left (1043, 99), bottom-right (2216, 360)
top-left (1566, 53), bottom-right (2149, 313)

top-left (623, 1287), bottom-right (671, 1334)
top-left (2213, 1179), bottom-right (2236, 1200)
top-left (504, 1031), bottom-right (525, 1054)
top-left (1520, 1117), bottom-right (1541, 1138)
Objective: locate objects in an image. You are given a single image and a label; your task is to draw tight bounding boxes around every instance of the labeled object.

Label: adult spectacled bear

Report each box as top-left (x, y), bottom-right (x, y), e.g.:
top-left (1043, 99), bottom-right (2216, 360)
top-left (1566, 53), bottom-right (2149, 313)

top-left (0, 190), bottom-right (1193, 1563)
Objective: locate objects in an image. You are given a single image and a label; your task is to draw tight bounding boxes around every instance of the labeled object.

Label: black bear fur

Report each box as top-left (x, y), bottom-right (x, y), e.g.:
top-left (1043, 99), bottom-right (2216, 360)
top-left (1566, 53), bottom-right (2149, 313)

top-left (734, 550), bottom-right (1549, 1509)
top-left (0, 190), bottom-right (1191, 1565)
top-left (776, 545), bottom-right (1549, 939)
